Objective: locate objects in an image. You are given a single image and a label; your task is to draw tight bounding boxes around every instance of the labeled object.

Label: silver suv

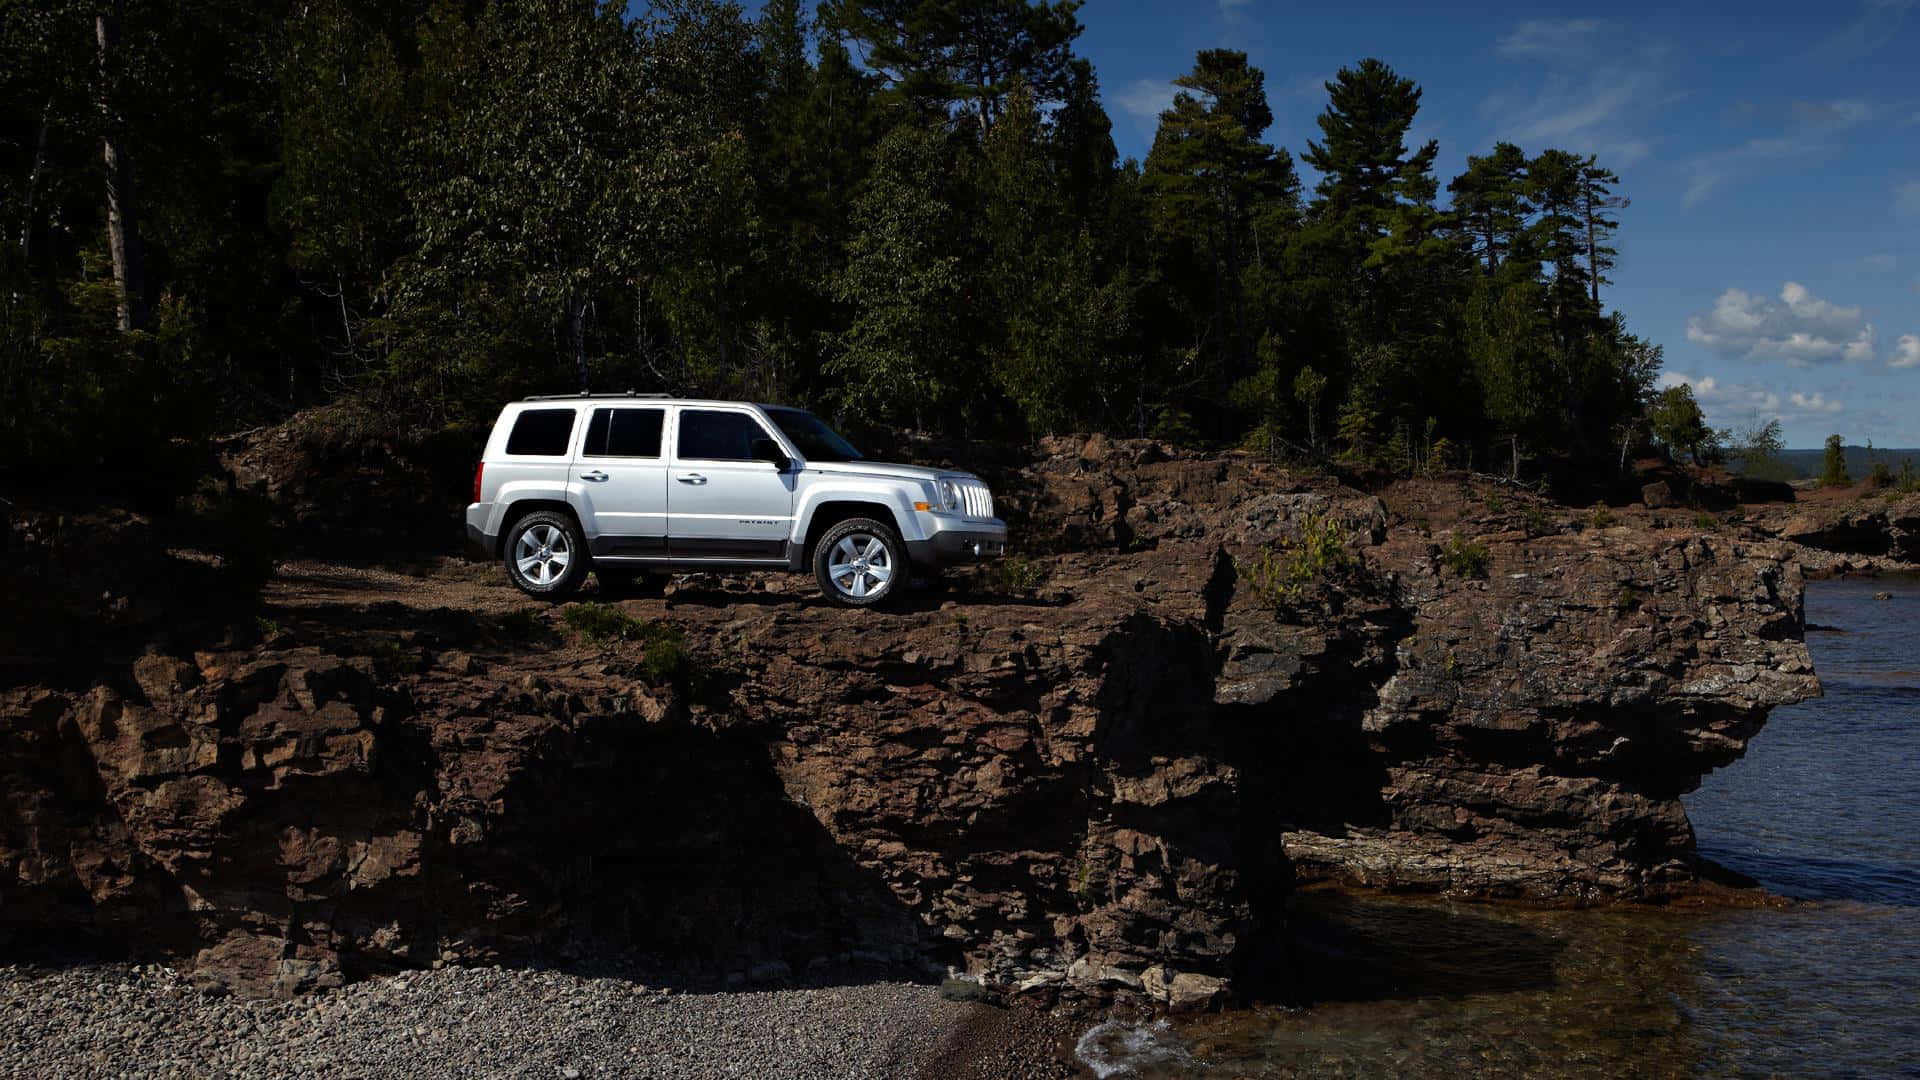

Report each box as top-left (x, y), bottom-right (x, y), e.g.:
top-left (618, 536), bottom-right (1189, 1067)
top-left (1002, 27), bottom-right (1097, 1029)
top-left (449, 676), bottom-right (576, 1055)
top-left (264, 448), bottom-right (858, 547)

top-left (465, 394), bottom-right (1006, 607)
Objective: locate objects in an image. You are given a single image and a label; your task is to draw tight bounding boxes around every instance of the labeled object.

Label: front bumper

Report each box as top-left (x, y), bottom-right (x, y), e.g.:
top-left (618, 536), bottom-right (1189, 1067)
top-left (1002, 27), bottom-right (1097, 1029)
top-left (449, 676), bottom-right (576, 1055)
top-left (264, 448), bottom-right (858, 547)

top-left (906, 517), bottom-right (1008, 572)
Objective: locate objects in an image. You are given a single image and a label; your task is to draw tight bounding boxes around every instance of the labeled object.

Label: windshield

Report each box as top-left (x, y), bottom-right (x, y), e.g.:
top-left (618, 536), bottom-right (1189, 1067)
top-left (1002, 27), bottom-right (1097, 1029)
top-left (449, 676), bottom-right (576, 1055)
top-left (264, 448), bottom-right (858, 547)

top-left (765, 407), bottom-right (863, 463)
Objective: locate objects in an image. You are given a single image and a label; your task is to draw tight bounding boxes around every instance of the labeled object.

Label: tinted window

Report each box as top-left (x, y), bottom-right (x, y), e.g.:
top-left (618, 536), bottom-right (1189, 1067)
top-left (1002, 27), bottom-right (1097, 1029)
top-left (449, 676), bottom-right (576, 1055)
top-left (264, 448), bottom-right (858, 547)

top-left (677, 410), bottom-right (775, 461)
top-left (504, 408), bottom-right (577, 456)
top-left (583, 407), bottom-right (664, 458)
top-left (765, 408), bottom-right (862, 463)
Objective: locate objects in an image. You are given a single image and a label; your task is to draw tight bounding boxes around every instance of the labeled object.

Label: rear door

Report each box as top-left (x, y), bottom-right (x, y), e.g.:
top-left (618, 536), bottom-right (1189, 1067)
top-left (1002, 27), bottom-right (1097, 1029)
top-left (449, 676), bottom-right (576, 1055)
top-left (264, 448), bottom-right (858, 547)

top-left (573, 405), bottom-right (669, 558)
top-left (666, 407), bottom-right (795, 561)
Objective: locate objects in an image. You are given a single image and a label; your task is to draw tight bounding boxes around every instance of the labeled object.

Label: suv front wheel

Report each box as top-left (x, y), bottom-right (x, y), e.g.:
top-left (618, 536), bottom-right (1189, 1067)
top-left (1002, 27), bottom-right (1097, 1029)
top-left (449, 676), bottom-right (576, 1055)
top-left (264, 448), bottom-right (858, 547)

top-left (505, 510), bottom-right (588, 599)
top-left (814, 518), bottom-right (904, 608)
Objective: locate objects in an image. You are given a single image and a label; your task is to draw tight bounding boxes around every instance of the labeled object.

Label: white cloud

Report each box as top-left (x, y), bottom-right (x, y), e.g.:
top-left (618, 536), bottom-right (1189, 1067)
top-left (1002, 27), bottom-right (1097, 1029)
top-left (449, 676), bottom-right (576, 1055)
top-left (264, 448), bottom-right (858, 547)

top-left (1481, 54), bottom-right (1662, 167)
top-left (1894, 334), bottom-right (1920, 369)
top-left (1113, 78), bottom-right (1176, 124)
top-left (1816, 0), bottom-right (1916, 57)
top-left (1686, 282), bottom-right (1877, 367)
top-left (1896, 179), bottom-right (1920, 217)
top-left (1682, 100), bottom-right (1873, 207)
top-left (1789, 391), bottom-right (1846, 414)
top-left (1496, 19), bottom-right (1604, 57)
top-left (1657, 372), bottom-right (1779, 413)
top-left (1657, 372), bottom-right (1849, 425)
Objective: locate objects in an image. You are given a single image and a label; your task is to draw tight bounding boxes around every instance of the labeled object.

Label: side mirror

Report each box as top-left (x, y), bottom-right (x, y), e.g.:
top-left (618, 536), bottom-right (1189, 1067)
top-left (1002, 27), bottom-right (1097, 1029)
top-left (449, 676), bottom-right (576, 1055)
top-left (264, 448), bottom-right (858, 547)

top-left (752, 438), bottom-right (792, 471)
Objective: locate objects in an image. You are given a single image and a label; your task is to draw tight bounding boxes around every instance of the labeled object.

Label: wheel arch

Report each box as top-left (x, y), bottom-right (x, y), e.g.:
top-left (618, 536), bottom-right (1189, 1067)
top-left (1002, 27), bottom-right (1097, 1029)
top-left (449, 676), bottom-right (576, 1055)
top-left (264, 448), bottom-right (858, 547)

top-left (799, 500), bottom-right (904, 566)
top-left (496, 499), bottom-right (583, 557)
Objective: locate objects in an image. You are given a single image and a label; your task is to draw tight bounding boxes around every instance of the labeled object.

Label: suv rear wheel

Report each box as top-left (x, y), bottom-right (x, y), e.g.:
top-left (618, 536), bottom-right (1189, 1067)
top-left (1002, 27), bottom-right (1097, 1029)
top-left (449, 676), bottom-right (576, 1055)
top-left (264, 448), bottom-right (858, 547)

top-left (814, 517), bottom-right (904, 608)
top-left (504, 510), bottom-right (588, 599)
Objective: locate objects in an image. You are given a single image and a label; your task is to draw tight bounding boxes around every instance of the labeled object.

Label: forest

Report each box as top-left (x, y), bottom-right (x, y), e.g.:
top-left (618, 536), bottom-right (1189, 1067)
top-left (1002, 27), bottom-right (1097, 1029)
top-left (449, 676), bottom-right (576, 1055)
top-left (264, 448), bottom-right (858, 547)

top-left (1, 0), bottom-right (1703, 484)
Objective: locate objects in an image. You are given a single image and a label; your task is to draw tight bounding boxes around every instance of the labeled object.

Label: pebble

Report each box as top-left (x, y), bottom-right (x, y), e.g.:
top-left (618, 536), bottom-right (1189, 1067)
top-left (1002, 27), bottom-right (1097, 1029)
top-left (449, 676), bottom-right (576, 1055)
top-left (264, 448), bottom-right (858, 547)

top-left (0, 962), bottom-right (1072, 1079)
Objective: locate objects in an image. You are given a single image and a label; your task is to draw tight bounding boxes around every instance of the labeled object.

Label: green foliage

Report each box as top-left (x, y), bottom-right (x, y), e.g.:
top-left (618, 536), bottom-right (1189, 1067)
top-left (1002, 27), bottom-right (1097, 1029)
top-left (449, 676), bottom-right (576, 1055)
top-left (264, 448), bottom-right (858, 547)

top-left (829, 122), bottom-right (969, 427)
top-left (1238, 514), bottom-right (1358, 607)
top-left (988, 555), bottom-right (1050, 593)
top-left (1693, 511), bottom-right (1723, 531)
top-left (1821, 434), bottom-right (1851, 488)
top-left (1439, 535), bottom-right (1490, 579)
top-left (1613, 585), bottom-right (1643, 613)
top-left (563, 603), bottom-right (691, 681)
top-left (1728, 417), bottom-right (1789, 481)
top-left (1589, 505), bottom-right (1616, 528)
top-left (2, 2), bottom-right (1674, 486)
top-left (1649, 385), bottom-right (1719, 465)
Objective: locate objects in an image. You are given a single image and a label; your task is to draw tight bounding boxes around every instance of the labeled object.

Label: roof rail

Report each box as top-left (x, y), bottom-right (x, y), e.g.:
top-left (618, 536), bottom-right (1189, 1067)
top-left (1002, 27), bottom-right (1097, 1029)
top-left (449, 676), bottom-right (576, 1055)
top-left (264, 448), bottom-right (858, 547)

top-left (521, 390), bottom-right (674, 402)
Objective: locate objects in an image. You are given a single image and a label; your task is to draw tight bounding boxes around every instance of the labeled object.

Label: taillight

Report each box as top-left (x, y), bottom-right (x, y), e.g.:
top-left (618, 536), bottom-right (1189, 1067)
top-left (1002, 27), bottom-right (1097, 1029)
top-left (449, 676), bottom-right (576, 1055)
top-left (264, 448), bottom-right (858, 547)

top-left (472, 462), bottom-right (485, 504)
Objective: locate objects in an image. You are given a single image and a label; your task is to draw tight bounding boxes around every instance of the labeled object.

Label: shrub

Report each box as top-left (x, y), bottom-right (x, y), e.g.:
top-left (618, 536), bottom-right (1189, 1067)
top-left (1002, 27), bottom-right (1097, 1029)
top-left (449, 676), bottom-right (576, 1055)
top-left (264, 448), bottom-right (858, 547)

top-left (1862, 459), bottom-right (1892, 491)
top-left (1613, 585), bottom-right (1643, 613)
top-left (1439, 535), bottom-right (1490, 579)
top-left (563, 603), bottom-right (691, 683)
top-left (564, 601), bottom-right (639, 643)
top-left (1589, 505), bottom-right (1616, 529)
top-left (1240, 514), bottom-right (1358, 607)
top-left (989, 555), bottom-right (1049, 593)
top-left (1693, 511), bottom-right (1723, 531)
top-left (1522, 505), bottom-right (1554, 537)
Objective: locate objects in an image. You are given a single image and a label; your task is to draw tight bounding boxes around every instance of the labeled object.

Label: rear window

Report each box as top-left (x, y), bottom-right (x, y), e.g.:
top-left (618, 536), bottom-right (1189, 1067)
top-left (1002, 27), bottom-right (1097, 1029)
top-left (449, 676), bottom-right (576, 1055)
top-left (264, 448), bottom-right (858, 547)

top-left (503, 408), bottom-right (577, 456)
top-left (677, 410), bottom-right (775, 461)
top-left (583, 408), bottom-right (664, 458)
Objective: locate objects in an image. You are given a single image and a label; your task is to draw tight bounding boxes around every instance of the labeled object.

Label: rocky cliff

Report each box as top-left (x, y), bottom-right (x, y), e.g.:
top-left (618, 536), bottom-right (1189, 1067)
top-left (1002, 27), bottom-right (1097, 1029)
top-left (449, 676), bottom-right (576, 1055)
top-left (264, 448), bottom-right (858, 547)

top-left (0, 437), bottom-right (1819, 1009)
top-left (1743, 492), bottom-right (1920, 575)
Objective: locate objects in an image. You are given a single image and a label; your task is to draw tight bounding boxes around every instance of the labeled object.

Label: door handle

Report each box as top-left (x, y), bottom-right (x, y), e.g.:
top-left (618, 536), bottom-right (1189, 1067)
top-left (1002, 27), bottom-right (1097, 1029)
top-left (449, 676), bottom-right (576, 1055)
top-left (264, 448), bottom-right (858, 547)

top-left (580, 470), bottom-right (609, 482)
top-left (676, 474), bottom-right (707, 485)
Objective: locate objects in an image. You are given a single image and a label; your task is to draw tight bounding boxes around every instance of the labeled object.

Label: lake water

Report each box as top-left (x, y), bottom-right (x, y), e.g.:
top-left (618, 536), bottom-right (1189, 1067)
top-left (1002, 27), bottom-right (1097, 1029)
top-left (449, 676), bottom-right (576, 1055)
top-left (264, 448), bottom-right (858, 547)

top-left (1076, 575), bottom-right (1920, 1078)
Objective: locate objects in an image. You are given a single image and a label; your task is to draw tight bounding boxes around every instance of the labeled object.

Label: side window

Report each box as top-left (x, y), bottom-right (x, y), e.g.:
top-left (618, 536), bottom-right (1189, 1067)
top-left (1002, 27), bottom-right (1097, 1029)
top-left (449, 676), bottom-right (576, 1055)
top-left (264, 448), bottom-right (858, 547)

top-left (583, 408), bottom-right (664, 458)
top-left (677, 410), bottom-right (774, 461)
top-left (504, 408), bottom-right (577, 456)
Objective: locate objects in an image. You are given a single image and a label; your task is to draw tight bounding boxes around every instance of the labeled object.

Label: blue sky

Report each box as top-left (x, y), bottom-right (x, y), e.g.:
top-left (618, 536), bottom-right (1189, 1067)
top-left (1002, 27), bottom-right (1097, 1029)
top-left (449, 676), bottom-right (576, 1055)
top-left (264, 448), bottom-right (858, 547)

top-left (720, 0), bottom-right (1920, 446)
top-left (1078, 0), bottom-right (1920, 448)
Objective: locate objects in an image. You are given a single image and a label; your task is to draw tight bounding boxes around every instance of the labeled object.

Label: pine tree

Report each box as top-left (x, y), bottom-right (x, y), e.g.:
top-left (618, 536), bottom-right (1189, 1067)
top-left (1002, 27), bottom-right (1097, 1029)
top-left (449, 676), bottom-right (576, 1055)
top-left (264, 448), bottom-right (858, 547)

top-left (830, 123), bottom-right (969, 428)
top-left (1301, 59), bottom-right (1438, 257)
top-left (1447, 142), bottom-right (1530, 275)
top-left (1576, 158), bottom-right (1626, 305)
top-left (1821, 433), bottom-right (1851, 488)
top-left (822, 0), bottom-right (1083, 137)
top-left (1142, 49), bottom-right (1299, 431)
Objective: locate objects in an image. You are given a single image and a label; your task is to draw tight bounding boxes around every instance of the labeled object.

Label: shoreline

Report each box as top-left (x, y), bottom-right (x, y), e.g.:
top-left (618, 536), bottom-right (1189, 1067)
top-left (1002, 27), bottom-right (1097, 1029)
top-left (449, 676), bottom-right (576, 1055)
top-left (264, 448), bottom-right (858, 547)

top-left (0, 962), bottom-right (1084, 1079)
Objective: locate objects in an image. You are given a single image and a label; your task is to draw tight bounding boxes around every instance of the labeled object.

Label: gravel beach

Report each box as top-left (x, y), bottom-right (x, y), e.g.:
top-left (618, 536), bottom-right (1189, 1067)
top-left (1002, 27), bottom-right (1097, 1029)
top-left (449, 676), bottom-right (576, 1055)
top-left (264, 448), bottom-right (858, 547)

top-left (0, 963), bottom-right (1082, 1079)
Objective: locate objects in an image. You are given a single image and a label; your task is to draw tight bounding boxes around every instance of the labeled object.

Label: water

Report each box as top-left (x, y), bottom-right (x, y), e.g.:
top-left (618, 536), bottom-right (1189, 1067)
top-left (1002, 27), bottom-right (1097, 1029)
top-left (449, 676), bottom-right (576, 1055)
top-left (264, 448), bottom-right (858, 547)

top-left (1080, 575), bottom-right (1920, 1078)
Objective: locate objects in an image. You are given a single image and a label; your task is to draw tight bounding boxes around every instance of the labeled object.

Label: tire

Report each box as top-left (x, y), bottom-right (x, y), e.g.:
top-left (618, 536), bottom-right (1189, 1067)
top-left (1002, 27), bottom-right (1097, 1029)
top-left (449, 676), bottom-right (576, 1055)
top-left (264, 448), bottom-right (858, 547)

top-left (813, 517), bottom-right (905, 608)
top-left (503, 510), bottom-right (588, 600)
top-left (595, 566), bottom-right (663, 596)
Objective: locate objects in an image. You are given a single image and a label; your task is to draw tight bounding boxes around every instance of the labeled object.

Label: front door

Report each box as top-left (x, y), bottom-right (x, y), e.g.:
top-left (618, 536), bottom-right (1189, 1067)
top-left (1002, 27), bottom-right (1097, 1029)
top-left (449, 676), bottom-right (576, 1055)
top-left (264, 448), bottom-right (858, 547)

top-left (573, 405), bottom-right (669, 558)
top-left (666, 407), bottom-right (795, 561)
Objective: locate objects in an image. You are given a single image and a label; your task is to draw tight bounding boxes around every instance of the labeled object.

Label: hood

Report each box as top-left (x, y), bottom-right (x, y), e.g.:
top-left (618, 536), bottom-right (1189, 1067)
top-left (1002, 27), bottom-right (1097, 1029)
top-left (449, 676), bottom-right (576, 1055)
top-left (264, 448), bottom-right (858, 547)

top-left (802, 459), bottom-right (973, 484)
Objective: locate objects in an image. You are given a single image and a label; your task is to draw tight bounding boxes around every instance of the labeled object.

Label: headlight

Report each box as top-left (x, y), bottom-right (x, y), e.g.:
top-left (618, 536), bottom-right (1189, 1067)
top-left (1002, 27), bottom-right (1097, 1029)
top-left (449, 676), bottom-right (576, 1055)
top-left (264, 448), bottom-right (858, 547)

top-left (937, 479), bottom-right (960, 511)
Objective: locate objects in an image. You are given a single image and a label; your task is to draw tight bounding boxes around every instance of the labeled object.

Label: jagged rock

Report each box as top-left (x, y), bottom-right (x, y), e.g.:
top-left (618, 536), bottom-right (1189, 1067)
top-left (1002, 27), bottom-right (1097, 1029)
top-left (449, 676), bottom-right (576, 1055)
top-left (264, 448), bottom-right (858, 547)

top-left (0, 441), bottom-right (1820, 1009)
top-left (1745, 492), bottom-right (1920, 571)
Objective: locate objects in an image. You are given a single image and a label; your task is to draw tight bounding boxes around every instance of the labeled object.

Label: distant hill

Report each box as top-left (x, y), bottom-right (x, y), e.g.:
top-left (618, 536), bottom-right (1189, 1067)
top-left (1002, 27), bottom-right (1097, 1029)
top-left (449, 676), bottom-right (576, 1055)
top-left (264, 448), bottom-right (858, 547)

top-left (1755, 446), bottom-right (1920, 481)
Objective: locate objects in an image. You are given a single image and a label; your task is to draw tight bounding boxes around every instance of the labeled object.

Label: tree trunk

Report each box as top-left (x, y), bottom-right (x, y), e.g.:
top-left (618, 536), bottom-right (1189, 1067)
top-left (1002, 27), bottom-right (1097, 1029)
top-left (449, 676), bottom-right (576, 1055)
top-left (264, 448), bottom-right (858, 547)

top-left (569, 294), bottom-right (589, 393)
top-left (1584, 196), bottom-right (1599, 306)
top-left (1511, 434), bottom-right (1520, 482)
top-left (97, 6), bottom-right (147, 333)
top-left (19, 98), bottom-right (51, 257)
